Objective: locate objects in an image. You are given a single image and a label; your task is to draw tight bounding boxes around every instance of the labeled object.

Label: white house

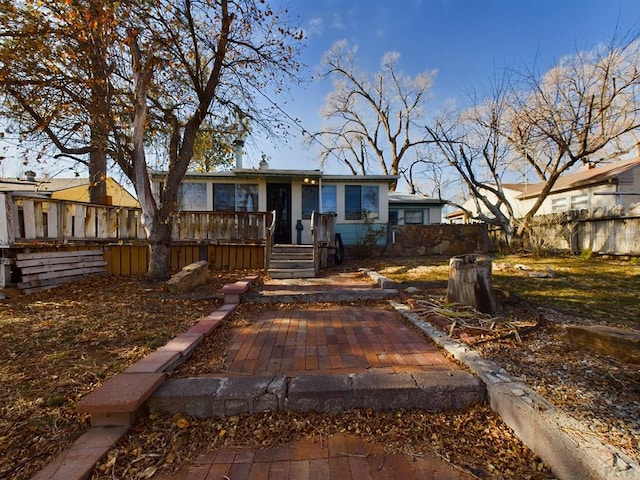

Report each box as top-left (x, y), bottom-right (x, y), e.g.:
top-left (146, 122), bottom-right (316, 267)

top-left (516, 157), bottom-right (640, 214)
top-left (446, 157), bottom-right (640, 223)
top-left (151, 164), bottom-right (397, 246)
top-left (445, 184), bottom-right (527, 224)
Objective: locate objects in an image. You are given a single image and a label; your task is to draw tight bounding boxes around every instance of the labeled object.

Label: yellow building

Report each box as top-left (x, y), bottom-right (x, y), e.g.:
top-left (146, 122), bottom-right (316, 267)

top-left (0, 175), bottom-right (139, 207)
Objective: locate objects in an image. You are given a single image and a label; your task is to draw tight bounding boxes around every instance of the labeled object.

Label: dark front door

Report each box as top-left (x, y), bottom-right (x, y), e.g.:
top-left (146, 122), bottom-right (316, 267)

top-left (267, 183), bottom-right (292, 244)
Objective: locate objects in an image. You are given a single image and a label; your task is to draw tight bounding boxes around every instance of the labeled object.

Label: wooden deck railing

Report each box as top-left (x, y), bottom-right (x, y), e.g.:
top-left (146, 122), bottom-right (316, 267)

top-left (0, 193), bottom-right (273, 247)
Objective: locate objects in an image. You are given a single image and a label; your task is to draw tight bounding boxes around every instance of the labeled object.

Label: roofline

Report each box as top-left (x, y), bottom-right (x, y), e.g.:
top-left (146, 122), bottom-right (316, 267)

top-left (151, 170), bottom-right (398, 184)
top-left (515, 158), bottom-right (640, 199)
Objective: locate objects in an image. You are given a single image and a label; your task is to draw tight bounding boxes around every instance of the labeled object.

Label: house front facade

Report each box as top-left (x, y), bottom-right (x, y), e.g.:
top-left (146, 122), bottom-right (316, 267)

top-left (152, 166), bottom-right (397, 246)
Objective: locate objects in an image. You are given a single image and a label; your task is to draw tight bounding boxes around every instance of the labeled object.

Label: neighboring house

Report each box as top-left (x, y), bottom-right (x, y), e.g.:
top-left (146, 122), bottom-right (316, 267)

top-left (445, 157), bottom-right (640, 223)
top-left (388, 192), bottom-right (444, 225)
top-left (516, 157), bottom-right (640, 214)
top-left (0, 173), bottom-right (139, 207)
top-left (445, 184), bottom-right (527, 224)
top-left (151, 162), bottom-right (397, 246)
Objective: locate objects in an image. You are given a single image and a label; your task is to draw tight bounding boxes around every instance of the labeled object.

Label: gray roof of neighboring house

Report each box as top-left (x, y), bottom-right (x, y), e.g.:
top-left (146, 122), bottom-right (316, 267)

top-left (516, 157), bottom-right (640, 199)
top-left (388, 192), bottom-right (444, 205)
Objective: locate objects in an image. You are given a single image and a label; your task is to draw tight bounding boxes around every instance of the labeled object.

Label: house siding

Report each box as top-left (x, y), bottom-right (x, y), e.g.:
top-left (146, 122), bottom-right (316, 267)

top-left (153, 172), bottom-right (396, 246)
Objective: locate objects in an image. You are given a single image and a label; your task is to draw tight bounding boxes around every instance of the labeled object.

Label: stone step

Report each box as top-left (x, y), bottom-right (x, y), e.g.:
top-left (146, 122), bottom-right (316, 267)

top-left (76, 372), bottom-right (166, 427)
top-left (148, 371), bottom-right (485, 418)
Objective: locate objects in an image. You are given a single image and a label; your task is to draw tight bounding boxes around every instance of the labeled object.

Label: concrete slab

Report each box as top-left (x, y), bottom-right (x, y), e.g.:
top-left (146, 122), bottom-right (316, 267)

top-left (186, 319), bottom-right (223, 336)
top-left (214, 374), bottom-right (287, 416)
top-left (410, 370), bottom-right (486, 410)
top-left (149, 377), bottom-right (225, 418)
top-left (148, 375), bottom-right (288, 418)
top-left (286, 374), bottom-right (354, 413)
top-left (158, 332), bottom-right (203, 359)
top-left (351, 372), bottom-right (418, 410)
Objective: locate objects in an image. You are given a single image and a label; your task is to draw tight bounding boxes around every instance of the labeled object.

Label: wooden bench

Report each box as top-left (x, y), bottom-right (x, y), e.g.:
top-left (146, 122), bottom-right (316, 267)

top-left (15, 249), bottom-right (107, 294)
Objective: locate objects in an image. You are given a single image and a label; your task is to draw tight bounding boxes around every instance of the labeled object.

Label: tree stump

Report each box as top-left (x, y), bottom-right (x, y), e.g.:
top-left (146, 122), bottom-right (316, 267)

top-left (445, 254), bottom-right (496, 314)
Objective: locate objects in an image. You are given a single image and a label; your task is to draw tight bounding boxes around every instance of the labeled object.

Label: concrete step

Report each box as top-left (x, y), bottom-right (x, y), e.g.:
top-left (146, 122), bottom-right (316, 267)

top-left (268, 268), bottom-right (316, 279)
top-left (270, 252), bottom-right (314, 259)
top-left (148, 371), bottom-right (485, 418)
top-left (272, 245), bottom-right (313, 255)
top-left (269, 259), bottom-right (315, 269)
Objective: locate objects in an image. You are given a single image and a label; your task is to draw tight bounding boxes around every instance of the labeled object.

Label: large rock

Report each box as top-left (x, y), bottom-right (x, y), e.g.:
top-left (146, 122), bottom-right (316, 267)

top-left (166, 260), bottom-right (209, 293)
top-left (562, 325), bottom-right (640, 363)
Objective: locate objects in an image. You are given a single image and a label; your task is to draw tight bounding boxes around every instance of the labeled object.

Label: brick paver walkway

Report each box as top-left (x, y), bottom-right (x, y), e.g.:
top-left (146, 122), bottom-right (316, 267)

top-left (154, 433), bottom-right (476, 480)
top-left (226, 306), bottom-right (457, 375)
top-left (153, 273), bottom-right (473, 480)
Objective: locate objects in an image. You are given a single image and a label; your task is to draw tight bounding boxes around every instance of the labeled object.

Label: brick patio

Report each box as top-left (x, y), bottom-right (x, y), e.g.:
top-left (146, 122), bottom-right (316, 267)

top-left (226, 305), bottom-right (457, 376)
top-left (153, 433), bottom-right (476, 480)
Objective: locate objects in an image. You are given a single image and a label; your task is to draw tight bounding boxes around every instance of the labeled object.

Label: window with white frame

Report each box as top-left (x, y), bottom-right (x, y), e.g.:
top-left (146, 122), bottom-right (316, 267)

top-left (551, 197), bottom-right (567, 213)
top-left (178, 182), bottom-right (207, 210)
top-left (570, 193), bottom-right (588, 210)
top-left (345, 185), bottom-right (379, 220)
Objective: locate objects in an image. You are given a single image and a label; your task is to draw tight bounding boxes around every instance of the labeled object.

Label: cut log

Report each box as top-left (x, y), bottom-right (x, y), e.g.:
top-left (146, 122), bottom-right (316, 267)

top-left (445, 254), bottom-right (496, 314)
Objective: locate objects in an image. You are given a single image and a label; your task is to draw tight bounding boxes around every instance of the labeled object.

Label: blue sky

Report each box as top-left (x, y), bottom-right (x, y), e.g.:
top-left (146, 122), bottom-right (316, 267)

top-left (251, 0), bottom-right (640, 174)
top-left (2, 0), bottom-right (640, 180)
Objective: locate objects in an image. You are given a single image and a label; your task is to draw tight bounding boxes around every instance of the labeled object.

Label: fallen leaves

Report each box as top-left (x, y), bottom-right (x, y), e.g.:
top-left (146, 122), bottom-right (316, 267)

top-left (92, 407), bottom-right (553, 479)
top-left (0, 271), bottom-right (252, 479)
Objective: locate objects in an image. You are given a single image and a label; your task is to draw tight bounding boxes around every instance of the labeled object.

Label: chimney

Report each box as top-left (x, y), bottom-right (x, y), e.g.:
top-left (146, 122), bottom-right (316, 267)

top-left (233, 139), bottom-right (244, 169)
top-left (24, 170), bottom-right (37, 182)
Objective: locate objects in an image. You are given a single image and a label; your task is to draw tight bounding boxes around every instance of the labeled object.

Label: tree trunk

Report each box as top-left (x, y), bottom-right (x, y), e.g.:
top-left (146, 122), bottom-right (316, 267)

top-left (146, 214), bottom-right (173, 280)
top-left (446, 254), bottom-right (496, 314)
top-left (88, 147), bottom-right (108, 204)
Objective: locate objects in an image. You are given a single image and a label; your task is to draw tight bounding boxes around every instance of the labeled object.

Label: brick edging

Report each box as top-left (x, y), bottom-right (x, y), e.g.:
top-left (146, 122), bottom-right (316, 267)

top-left (33, 275), bottom-right (259, 480)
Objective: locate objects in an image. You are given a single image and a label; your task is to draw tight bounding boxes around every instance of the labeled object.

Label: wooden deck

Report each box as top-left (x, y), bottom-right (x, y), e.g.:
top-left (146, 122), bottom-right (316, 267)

top-left (1, 194), bottom-right (338, 280)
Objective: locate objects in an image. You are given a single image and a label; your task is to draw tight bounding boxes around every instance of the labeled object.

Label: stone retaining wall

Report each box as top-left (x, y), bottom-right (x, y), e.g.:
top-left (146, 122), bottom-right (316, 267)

top-left (386, 224), bottom-right (490, 257)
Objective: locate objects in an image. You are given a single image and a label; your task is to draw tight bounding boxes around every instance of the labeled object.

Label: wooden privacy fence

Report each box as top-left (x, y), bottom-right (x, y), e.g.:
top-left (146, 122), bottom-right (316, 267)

top-left (489, 202), bottom-right (640, 255)
top-left (1, 193), bottom-right (274, 274)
